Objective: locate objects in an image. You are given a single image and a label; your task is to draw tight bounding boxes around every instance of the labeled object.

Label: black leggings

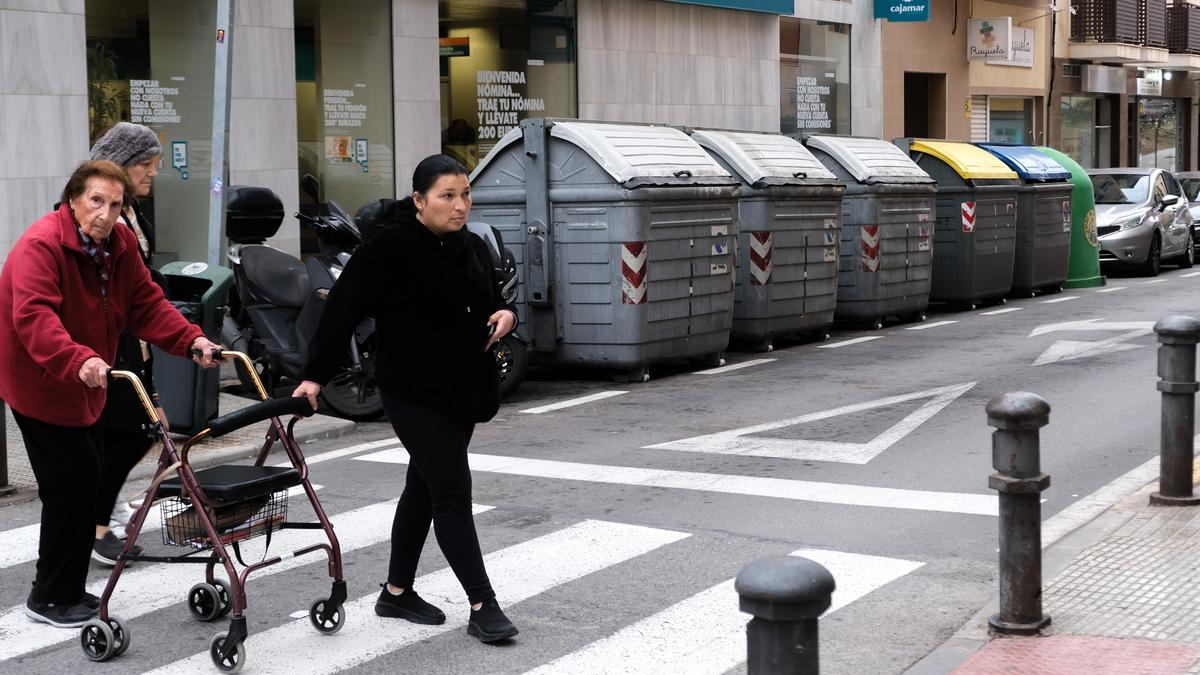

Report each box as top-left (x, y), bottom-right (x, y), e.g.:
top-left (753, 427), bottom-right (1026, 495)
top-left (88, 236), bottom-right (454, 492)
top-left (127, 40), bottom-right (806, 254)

top-left (381, 394), bottom-right (494, 604)
top-left (96, 425), bottom-right (154, 527)
top-left (13, 410), bottom-right (103, 604)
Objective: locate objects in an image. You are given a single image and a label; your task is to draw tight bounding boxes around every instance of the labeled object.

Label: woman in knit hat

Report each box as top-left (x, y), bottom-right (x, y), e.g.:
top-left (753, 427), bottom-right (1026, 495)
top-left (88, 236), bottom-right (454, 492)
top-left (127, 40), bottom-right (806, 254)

top-left (87, 122), bottom-right (169, 565)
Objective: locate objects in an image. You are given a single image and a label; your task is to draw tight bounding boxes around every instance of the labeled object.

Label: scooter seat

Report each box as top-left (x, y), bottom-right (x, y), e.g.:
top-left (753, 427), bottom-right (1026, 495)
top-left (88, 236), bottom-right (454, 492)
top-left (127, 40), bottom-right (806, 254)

top-left (240, 245), bottom-right (312, 308)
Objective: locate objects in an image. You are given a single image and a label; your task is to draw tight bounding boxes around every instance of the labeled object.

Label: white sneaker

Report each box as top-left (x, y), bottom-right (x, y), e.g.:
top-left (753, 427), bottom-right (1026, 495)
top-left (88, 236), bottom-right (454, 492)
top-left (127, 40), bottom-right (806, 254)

top-left (109, 501), bottom-right (137, 540)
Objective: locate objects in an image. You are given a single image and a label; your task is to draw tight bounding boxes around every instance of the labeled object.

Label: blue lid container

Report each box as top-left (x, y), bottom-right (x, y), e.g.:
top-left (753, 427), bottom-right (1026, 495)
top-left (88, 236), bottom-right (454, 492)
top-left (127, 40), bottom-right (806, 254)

top-left (976, 143), bottom-right (1071, 182)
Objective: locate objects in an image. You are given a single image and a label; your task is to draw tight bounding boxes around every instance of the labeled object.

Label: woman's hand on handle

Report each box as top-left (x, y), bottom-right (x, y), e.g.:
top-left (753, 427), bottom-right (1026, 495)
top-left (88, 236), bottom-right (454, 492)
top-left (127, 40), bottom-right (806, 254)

top-left (190, 336), bottom-right (223, 368)
top-left (485, 309), bottom-right (517, 350)
top-left (292, 380), bottom-right (322, 412)
top-left (78, 357), bottom-right (109, 388)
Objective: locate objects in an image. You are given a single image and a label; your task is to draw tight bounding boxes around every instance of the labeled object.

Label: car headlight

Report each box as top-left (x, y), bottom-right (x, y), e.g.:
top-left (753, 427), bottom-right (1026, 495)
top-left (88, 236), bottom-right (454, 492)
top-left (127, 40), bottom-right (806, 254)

top-left (1114, 214), bottom-right (1145, 231)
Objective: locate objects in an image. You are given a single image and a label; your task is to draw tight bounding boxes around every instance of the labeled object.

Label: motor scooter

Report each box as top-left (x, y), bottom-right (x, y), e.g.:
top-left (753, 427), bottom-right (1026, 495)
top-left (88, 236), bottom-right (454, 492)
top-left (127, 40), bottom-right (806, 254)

top-left (221, 176), bottom-right (383, 420)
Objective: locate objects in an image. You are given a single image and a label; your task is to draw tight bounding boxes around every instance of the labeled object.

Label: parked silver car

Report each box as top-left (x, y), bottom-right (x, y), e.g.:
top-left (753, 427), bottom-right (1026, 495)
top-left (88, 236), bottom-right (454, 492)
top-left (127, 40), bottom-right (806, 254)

top-left (1088, 167), bottom-right (1194, 275)
top-left (1173, 171), bottom-right (1200, 225)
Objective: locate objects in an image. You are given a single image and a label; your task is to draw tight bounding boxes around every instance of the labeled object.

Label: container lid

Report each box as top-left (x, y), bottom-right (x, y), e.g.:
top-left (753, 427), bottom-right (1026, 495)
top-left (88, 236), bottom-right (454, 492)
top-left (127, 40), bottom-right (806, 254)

top-left (472, 121), bottom-right (735, 187)
top-left (976, 144), bottom-right (1071, 181)
top-left (803, 135), bottom-right (934, 184)
top-left (688, 130), bottom-right (836, 186)
top-left (908, 139), bottom-right (1018, 180)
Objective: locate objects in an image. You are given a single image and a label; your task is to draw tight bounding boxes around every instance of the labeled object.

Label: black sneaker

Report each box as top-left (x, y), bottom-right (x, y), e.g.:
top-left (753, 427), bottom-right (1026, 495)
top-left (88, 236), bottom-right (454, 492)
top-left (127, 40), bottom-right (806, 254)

top-left (91, 531), bottom-right (142, 566)
top-left (467, 597), bottom-right (518, 643)
top-left (24, 599), bottom-right (97, 628)
top-left (80, 592), bottom-right (100, 610)
top-left (374, 584), bottom-right (446, 625)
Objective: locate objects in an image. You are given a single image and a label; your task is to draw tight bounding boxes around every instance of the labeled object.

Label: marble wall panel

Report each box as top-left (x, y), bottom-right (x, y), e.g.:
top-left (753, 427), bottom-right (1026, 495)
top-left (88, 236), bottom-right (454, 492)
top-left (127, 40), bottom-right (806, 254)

top-left (392, 36), bottom-right (439, 102)
top-left (392, 99), bottom-right (439, 194)
top-left (0, 176), bottom-right (61, 267)
top-left (232, 26), bottom-right (296, 100)
top-left (234, 0), bottom-right (291, 29)
top-left (230, 98), bottom-right (298, 171)
top-left (0, 0), bottom-right (81, 12)
top-left (392, 0), bottom-right (437, 39)
top-left (0, 9), bottom-right (85, 95)
top-left (1, 94), bottom-right (87, 179)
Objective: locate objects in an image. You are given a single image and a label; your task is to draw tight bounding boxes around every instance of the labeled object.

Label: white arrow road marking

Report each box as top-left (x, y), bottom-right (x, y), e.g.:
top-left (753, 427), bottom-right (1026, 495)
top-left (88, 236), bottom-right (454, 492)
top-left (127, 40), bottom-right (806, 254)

top-left (0, 500), bottom-right (492, 661)
top-left (519, 391), bottom-right (628, 414)
top-left (0, 484), bottom-right (322, 571)
top-left (693, 358), bottom-right (776, 375)
top-left (148, 521), bottom-right (690, 675)
top-left (355, 447), bottom-right (997, 516)
top-left (525, 549), bottom-right (922, 675)
top-left (1096, 286), bottom-right (1126, 293)
top-left (645, 383), bottom-right (977, 464)
top-left (1027, 319), bottom-right (1155, 337)
top-left (1028, 320), bottom-right (1156, 366)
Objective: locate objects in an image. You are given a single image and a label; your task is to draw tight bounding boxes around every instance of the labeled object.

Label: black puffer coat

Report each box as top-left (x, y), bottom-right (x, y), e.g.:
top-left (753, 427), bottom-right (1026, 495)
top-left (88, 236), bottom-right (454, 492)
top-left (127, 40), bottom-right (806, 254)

top-left (300, 199), bottom-right (515, 424)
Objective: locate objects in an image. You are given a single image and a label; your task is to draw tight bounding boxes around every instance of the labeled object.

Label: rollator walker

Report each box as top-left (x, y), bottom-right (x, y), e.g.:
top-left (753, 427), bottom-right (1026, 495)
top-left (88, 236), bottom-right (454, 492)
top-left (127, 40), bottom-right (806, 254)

top-left (79, 350), bottom-right (347, 673)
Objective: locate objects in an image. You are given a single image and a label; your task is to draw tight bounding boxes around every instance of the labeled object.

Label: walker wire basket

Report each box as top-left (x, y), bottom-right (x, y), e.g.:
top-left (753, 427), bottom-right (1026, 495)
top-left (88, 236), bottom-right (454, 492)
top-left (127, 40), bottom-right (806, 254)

top-left (160, 491), bottom-right (287, 549)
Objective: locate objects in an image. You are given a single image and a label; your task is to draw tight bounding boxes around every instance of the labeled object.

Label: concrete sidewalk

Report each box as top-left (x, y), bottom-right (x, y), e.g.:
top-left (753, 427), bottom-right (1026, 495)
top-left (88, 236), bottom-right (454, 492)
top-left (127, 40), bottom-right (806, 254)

top-left (1, 392), bottom-right (356, 504)
top-left (913, 461), bottom-right (1200, 675)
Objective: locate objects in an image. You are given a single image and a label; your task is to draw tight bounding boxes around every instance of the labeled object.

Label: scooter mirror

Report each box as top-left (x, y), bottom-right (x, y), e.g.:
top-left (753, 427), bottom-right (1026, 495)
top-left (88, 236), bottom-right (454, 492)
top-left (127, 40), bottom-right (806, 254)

top-left (302, 174), bottom-right (320, 203)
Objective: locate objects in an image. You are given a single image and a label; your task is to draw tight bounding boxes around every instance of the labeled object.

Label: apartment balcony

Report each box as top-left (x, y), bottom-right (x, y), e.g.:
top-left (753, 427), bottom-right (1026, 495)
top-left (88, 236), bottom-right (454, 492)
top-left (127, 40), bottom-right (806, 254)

top-left (1167, 1), bottom-right (1200, 69)
top-left (1070, 0), bottom-right (1170, 63)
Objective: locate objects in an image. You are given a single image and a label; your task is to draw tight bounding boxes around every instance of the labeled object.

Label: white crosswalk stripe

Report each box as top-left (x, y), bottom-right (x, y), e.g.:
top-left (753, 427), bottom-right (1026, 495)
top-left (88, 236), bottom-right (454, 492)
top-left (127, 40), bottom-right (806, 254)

top-left (526, 549), bottom-right (922, 675)
top-left (148, 520), bottom-right (690, 674)
top-left (0, 497), bottom-right (490, 661)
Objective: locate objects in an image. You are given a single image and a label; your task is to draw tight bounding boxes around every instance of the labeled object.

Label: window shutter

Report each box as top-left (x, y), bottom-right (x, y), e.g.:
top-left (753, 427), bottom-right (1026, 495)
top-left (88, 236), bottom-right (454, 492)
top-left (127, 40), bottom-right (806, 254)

top-left (970, 95), bottom-right (989, 142)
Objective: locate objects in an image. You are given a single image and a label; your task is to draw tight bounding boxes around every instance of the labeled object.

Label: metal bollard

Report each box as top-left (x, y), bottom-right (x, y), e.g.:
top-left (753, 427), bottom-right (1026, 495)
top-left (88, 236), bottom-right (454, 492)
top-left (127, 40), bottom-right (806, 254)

top-left (1150, 315), bottom-right (1200, 506)
top-left (735, 555), bottom-right (835, 674)
top-left (986, 391), bottom-right (1051, 635)
top-left (0, 398), bottom-right (13, 497)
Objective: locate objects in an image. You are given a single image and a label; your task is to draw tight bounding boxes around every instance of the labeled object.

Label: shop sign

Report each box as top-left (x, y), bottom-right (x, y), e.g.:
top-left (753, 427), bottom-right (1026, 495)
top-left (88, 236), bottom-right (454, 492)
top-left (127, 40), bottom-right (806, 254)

top-left (874, 0), bottom-right (931, 22)
top-left (1082, 64), bottom-right (1126, 94)
top-left (665, 0), bottom-right (792, 13)
top-left (439, 37), bottom-right (469, 57)
top-left (988, 27), bottom-right (1034, 68)
top-left (967, 18), bottom-right (1011, 61)
top-left (1137, 69), bottom-right (1163, 96)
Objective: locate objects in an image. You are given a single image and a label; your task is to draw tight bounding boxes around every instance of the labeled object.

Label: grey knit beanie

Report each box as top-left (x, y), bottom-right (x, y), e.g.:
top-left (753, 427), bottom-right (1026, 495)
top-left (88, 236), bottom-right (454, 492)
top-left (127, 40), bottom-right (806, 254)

top-left (89, 122), bottom-right (161, 167)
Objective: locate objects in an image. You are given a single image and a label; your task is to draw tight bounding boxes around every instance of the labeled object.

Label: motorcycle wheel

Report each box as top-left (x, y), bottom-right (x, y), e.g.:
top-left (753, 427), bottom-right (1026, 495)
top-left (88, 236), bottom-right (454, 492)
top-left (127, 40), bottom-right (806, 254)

top-left (496, 335), bottom-right (529, 399)
top-left (319, 345), bottom-right (384, 421)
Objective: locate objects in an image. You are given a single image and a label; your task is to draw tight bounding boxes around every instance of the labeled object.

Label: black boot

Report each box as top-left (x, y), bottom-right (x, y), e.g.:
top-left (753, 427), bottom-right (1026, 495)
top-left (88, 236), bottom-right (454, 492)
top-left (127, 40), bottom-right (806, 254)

top-left (374, 584), bottom-right (446, 625)
top-left (467, 597), bottom-right (519, 643)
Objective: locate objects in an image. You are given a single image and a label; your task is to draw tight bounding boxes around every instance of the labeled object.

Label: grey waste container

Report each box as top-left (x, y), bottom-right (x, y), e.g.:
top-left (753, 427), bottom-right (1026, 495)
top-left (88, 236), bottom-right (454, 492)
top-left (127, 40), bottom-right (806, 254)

top-left (686, 129), bottom-right (845, 351)
top-left (469, 118), bottom-right (741, 382)
top-left (976, 143), bottom-right (1073, 295)
top-left (804, 135), bottom-right (937, 327)
top-left (152, 261), bottom-right (234, 435)
top-left (896, 138), bottom-right (1020, 308)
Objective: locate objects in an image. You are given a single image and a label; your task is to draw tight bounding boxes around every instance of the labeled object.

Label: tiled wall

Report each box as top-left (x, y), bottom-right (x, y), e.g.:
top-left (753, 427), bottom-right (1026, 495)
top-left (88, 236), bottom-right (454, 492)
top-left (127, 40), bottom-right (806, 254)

top-left (231, 0), bottom-right (301, 257)
top-left (0, 0), bottom-right (89, 267)
top-left (577, 0), bottom-right (780, 132)
top-left (392, 0), bottom-right (441, 196)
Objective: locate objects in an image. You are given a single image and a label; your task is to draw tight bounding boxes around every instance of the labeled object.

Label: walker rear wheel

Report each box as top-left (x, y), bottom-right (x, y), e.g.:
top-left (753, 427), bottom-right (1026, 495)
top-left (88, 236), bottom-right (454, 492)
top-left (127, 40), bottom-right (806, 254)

top-left (188, 583), bottom-right (222, 622)
top-left (213, 579), bottom-right (233, 619)
top-left (79, 619), bottom-right (116, 662)
top-left (107, 615), bottom-right (130, 657)
top-left (209, 632), bottom-right (245, 673)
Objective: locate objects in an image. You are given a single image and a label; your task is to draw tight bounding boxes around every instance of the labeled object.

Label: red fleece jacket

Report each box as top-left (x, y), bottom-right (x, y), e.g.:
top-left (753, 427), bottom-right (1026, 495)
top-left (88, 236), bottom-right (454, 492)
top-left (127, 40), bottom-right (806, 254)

top-left (0, 204), bottom-right (203, 427)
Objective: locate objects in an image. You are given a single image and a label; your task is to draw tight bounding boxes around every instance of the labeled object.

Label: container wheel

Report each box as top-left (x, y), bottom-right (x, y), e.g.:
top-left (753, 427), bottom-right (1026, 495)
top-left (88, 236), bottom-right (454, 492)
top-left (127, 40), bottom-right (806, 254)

top-left (691, 351), bottom-right (725, 368)
top-left (870, 319), bottom-right (883, 330)
top-left (188, 583), bottom-right (222, 622)
top-left (309, 598), bottom-right (344, 635)
top-left (611, 365), bottom-right (649, 383)
top-left (904, 313), bottom-right (926, 324)
top-left (80, 619), bottom-right (116, 662)
top-left (209, 632), bottom-right (245, 673)
top-left (213, 579), bottom-right (233, 619)
top-left (107, 615), bottom-right (131, 657)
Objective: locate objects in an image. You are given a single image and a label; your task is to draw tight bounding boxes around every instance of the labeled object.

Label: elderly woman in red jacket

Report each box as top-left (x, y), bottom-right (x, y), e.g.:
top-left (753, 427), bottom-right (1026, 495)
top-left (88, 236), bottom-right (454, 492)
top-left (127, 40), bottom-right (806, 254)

top-left (0, 159), bottom-right (221, 628)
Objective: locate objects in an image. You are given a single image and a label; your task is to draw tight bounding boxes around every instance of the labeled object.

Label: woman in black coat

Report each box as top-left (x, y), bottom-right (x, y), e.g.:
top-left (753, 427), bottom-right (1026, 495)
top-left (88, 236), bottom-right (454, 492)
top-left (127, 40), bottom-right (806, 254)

top-left (294, 154), bottom-right (520, 644)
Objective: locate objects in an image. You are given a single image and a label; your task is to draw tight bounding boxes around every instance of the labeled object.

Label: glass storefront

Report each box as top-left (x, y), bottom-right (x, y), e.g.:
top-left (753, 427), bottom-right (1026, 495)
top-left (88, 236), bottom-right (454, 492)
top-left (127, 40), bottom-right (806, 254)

top-left (295, 0), bottom-right (395, 231)
top-left (438, 0), bottom-right (578, 170)
top-left (85, 0), bottom-right (217, 263)
top-left (779, 18), bottom-right (850, 136)
top-left (1131, 98), bottom-right (1182, 172)
top-left (1061, 95), bottom-right (1095, 168)
top-left (987, 98), bottom-right (1034, 144)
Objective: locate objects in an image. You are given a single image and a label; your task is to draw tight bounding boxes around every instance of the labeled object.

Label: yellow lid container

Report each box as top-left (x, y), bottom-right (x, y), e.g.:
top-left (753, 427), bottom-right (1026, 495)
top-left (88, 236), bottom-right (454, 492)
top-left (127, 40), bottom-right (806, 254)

top-left (909, 140), bottom-right (1018, 180)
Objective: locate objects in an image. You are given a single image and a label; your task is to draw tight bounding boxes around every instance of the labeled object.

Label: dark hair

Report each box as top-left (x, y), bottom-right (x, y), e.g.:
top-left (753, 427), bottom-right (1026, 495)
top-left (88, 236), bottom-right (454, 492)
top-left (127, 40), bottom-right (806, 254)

top-left (412, 154), bottom-right (468, 196)
top-left (60, 159), bottom-right (132, 205)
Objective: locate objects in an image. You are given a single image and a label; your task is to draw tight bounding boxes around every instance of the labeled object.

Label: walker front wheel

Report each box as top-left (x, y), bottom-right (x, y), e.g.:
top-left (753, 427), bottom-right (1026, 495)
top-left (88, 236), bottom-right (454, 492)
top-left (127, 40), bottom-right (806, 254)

top-left (79, 619), bottom-right (116, 662)
top-left (309, 598), bottom-right (344, 635)
top-left (209, 632), bottom-right (245, 673)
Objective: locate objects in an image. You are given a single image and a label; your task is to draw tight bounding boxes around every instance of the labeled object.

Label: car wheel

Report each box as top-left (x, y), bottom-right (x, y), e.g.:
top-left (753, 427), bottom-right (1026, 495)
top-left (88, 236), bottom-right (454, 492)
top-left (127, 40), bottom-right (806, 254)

top-left (1179, 232), bottom-right (1195, 269)
top-left (1140, 233), bottom-right (1162, 276)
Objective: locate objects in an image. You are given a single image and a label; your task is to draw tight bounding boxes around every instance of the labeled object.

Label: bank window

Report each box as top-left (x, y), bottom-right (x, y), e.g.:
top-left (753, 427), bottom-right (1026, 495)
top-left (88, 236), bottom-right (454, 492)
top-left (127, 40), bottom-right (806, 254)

top-left (85, 0), bottom-right (217, 264)
top-left (295, 0), bottom-right (395, 240)
top-left (987, 98), bottom-right (1034, 144)
top-left (439, 0), bottom-right (578, 170)
top-left (779, 18), bottom-right (850, 136)
top-left (1061, 96), bottom-right (1095, 169)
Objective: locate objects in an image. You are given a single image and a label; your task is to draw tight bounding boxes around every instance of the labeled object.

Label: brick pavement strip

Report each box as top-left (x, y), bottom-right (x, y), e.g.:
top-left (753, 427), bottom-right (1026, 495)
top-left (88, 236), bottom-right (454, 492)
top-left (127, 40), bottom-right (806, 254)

top-left (955, 635), bottom-right (1200, 675)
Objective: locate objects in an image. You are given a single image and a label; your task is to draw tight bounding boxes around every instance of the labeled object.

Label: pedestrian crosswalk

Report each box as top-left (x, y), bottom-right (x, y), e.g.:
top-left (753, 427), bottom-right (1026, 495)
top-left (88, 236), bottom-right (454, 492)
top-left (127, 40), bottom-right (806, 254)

top-left (0, 452), bottom-right (927, 673)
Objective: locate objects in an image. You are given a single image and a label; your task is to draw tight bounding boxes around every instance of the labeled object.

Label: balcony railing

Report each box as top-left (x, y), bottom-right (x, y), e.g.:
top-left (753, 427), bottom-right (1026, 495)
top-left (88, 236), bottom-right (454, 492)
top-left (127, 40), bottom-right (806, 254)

top-left (1168, 1), bottom-right (1200, 53)
top-left (1142, 0), bottom-right (1168, 47)
top-left (1072, 0), bottom-right (1141, 43)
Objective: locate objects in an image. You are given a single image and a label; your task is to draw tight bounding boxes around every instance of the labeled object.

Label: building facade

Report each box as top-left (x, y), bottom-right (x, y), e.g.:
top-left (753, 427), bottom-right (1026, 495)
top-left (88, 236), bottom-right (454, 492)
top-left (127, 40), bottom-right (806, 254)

top-left (0, 0), bottom-right (881, 266)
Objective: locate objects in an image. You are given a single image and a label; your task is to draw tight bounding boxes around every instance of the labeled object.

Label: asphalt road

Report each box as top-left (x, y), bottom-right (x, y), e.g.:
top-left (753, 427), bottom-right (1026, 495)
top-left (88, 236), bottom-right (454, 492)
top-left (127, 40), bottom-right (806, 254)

top-left (2, 264), bottom-right (1198, 674)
